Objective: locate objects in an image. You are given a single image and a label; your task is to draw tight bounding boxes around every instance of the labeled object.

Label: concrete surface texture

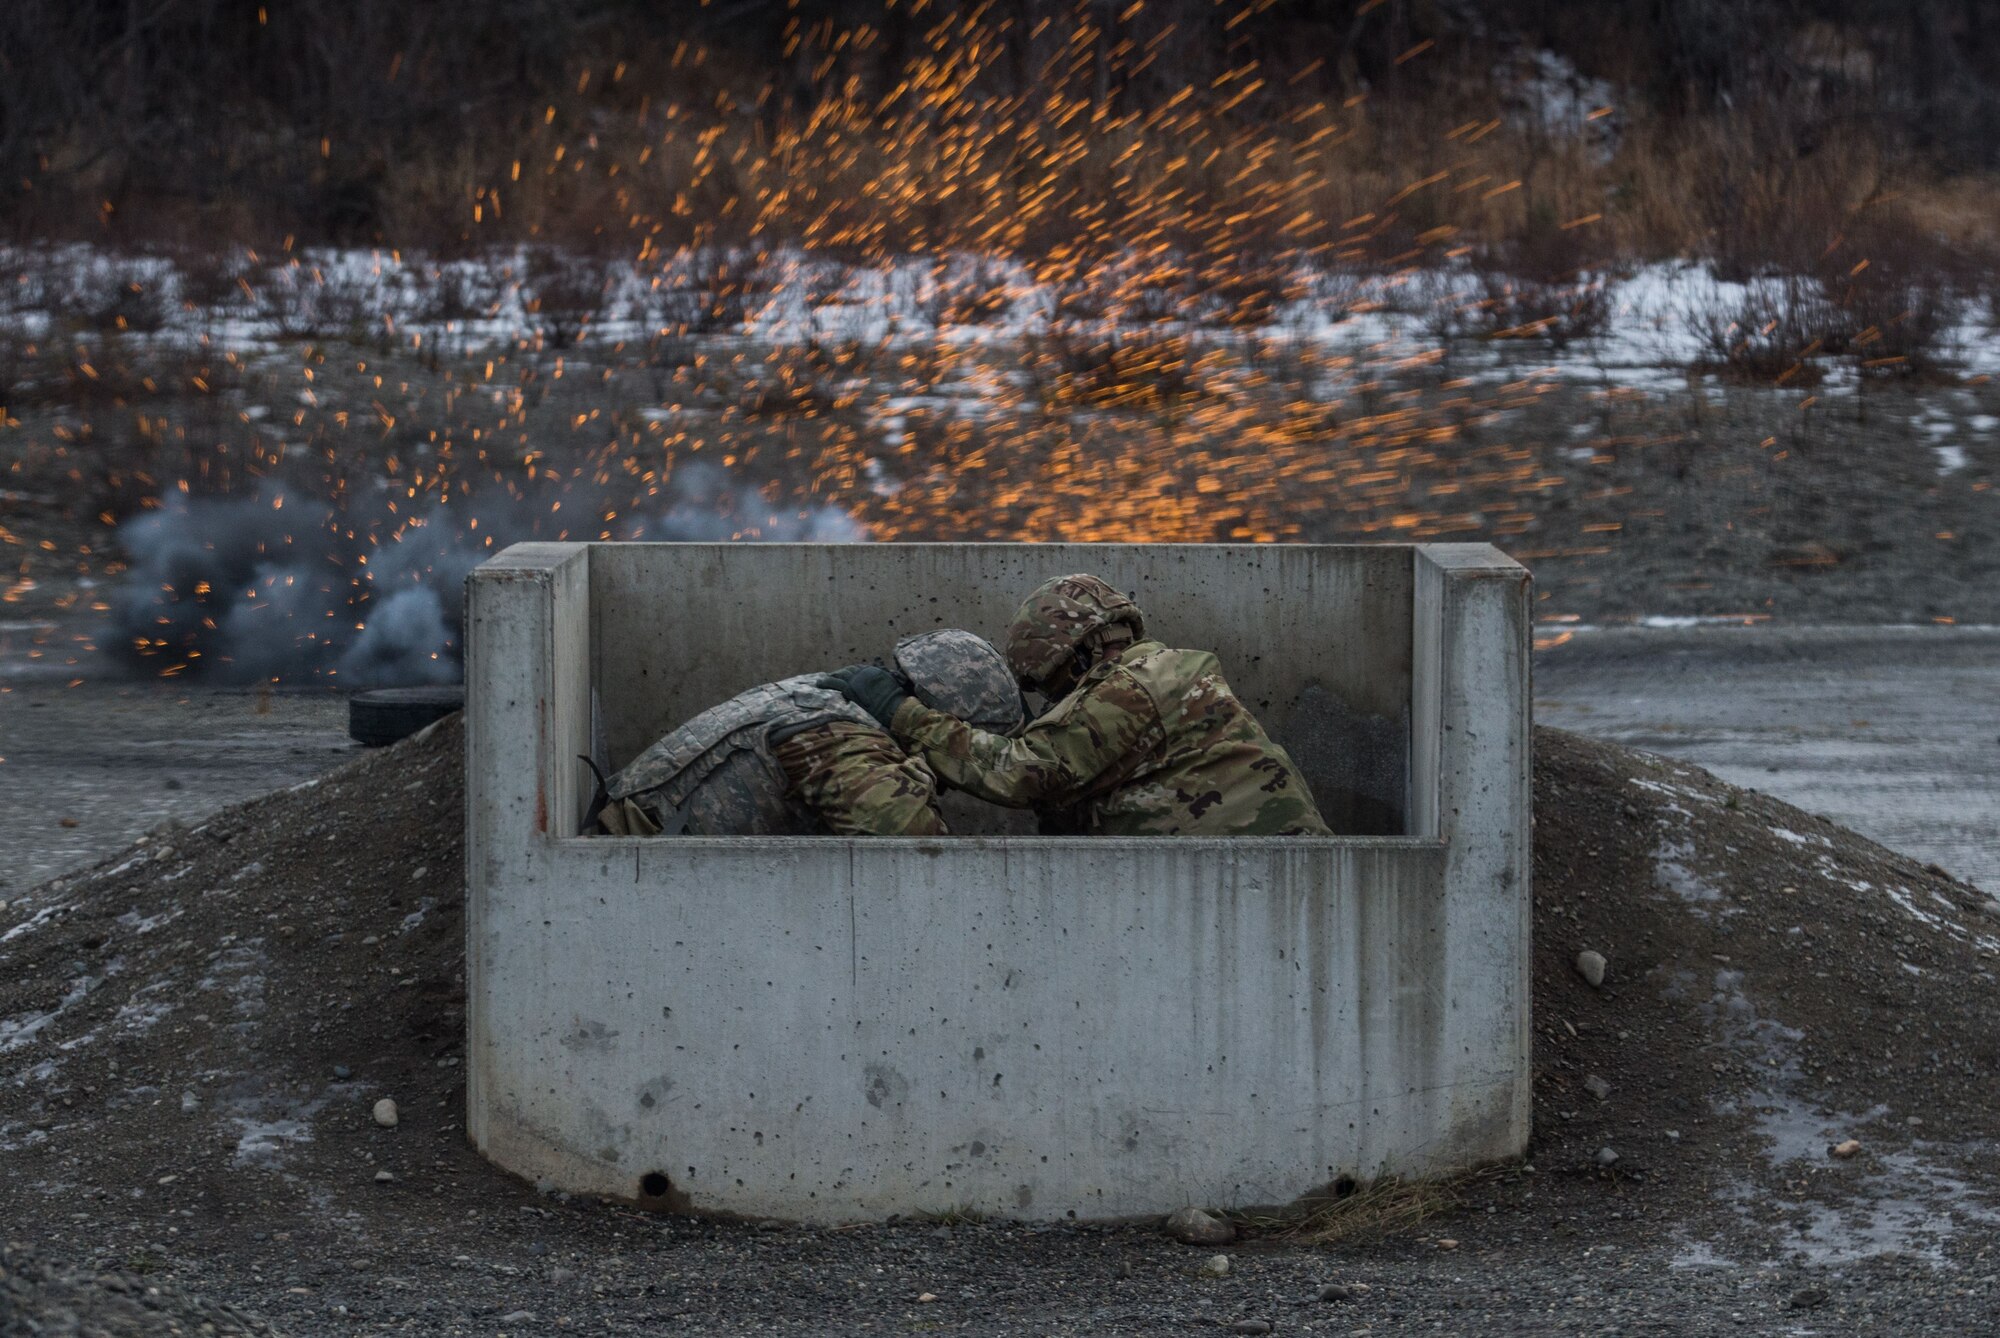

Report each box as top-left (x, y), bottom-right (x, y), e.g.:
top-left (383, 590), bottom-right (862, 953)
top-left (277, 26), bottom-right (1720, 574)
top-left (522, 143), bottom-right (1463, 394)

top-left (1537, 625), bottom-right (2000, 892)
top-left (463, 542), bottom-right (1531, 1221)
top-left (588, 540), bottom-right (1419, 834)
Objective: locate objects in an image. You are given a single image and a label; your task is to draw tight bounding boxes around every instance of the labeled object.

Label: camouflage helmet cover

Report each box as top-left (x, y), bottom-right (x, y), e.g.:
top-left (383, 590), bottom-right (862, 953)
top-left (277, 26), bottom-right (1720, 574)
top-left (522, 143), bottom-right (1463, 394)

top-left (1003, 574), bottom-right (1146, 691)
top-left (893, 628), bottom-right (1025, 734)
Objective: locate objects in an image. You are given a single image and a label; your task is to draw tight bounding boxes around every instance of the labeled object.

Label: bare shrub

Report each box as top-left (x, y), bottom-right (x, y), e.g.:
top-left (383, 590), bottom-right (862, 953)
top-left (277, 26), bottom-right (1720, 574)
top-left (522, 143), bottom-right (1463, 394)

top-left (59, 258), bottom-right (175, 335)
top-left (171, 249), bottom-right (251, 314)
top-left (734, 355), bottom-right (859, 418)
top-left (1022, 328), bottom-right (1208, 409)
top-left (802, 334), bottom-right (885, 380)
top-left (1811, 216), bottom-right (1965, 380)
top-left (410, 264), bottom-right (497, 326)
top-left (1046, 277), bottom-right (1112, 326)
top-left (650, 249), bottom-right (767, 336)
top-left (1414, 220), bottom-right (1615, 350)
top-left (1474, 270), bottom-right (1615, 349)
top-left (916, 259), bottom-right (1013, 328)
top-left (523, 252), bottom-right (613, 349)
top-left (1417, 267), bottom-right (1613, 351)
top-left (261, 263), bottom-right (382, 343)
top-left (0, 339), bottom-right (24, 416)
top-left (1686, 278), bottom-right (1840, 385)
top-left (801, 262), bottom-right (855, 311)
top-left (1183, 256), bottom-right (1301, 329)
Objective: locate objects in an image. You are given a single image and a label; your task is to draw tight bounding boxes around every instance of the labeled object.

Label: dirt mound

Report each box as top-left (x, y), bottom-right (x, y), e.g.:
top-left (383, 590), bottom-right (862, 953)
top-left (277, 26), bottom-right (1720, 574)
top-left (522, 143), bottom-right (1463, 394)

top-left (1, 719), bottom-right (1996, 1331)
top-left (1, 1241), bottom-right (274, 1336)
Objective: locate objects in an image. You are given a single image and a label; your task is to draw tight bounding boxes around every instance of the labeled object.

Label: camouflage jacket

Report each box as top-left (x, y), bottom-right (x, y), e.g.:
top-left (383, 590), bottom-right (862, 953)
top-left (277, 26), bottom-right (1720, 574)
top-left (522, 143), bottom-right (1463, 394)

top-left (772, 719), bottom-right (946, 836)
top-left (890, 639), bottom-right (1332, 836)
top-left (604, 677), bottom-right (945, 836)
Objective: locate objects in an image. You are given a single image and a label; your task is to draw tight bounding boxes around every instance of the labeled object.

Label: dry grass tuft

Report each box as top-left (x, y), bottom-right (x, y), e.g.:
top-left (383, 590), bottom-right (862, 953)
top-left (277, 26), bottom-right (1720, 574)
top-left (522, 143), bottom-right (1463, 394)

top-left (1232, 1174), bottom-right (1464, 1248)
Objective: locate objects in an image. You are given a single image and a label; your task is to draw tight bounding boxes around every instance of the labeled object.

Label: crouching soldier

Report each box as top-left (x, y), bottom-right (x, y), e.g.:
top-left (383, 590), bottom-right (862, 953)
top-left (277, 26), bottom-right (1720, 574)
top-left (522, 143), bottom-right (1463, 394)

top-left (590, 629), bottom-right (1023, 837)
top-left (822, 575), bottom-right (1331, 836)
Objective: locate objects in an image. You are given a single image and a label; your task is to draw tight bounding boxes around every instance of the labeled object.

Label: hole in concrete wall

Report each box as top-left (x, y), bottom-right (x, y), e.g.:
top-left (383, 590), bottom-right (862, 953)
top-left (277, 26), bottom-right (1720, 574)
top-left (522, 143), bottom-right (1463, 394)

top-left (639, 1171), bottom-right (672, 1198)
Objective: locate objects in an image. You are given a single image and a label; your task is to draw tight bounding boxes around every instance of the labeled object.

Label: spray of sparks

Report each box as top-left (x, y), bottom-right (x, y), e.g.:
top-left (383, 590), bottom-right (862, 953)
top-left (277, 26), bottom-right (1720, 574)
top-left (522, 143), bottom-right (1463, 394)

top-left (12, 3), bottom-right (1917, 683)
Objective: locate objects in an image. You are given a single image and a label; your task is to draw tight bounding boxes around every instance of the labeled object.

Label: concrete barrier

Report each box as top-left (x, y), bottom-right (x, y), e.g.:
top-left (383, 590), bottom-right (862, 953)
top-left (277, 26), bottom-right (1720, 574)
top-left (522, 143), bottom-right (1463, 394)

top-left (465, 542), bottom-right (1530, 1222)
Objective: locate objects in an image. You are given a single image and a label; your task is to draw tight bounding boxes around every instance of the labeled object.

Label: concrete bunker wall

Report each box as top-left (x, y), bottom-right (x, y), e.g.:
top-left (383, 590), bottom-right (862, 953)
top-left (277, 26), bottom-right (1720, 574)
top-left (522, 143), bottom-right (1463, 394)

top-left (590, 543), bottom-right (1417, 835)
top-left (465, 542), bottom-right (1530, 1222)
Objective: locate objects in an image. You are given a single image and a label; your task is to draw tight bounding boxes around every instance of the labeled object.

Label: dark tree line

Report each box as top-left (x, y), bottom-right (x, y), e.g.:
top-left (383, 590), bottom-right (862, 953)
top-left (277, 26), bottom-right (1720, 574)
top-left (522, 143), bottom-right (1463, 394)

top-left (2, 0), bottom-right (1997, 242)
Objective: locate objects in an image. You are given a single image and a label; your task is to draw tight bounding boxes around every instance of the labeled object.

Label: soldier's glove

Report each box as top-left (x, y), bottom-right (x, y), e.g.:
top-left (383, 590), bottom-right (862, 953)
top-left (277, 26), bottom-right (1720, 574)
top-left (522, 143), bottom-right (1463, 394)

top-left (818, 664), bottom-right (910, 730)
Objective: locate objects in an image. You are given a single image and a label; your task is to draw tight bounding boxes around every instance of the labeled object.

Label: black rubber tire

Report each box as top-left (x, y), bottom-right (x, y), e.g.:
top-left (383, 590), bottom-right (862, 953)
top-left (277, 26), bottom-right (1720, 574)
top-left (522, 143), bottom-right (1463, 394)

top-left (348, 686), bottom-right (466, 747)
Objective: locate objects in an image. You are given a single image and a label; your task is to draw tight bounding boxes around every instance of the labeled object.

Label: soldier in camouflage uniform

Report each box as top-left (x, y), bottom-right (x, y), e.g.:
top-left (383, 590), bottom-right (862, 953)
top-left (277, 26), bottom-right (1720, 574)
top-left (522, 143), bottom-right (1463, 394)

top-left (593, 629), bottom-right (1024, 837)
top-left (821, 575), bottom-right (1332, 837)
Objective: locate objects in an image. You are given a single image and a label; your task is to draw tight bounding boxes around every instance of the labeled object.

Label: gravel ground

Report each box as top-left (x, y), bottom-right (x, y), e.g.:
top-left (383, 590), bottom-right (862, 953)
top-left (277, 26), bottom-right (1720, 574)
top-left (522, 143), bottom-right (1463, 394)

top-left (5, 719), bottom-right (2000, 1334)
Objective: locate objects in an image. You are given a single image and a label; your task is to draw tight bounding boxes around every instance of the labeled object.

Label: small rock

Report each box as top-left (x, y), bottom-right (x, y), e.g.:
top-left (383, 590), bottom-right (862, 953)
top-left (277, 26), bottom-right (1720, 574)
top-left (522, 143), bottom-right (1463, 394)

top-left (497, 1312), bottom-right (535, 1326)
top-left (411, 866), bottom-right (429, 881)
top-left (1317, 1283), bottom-right (1352, 1302)
top-left (1200, 1254), bottom-right (1231, 1279)
top-left (917, 1293), bottom-right (938, 1303)
top-left (1436, 1238), bottom-right (1459, 1250)
top-left (1788, 1287), bottom-right (1829, 1310)
top-left (1229, 1322), bottom-right (1272, 1335)
top-left (1575, 950), bottom-right (1607, 988)
top-left (1830, 1139), bottom-right (1862, 1159)
top-left (549, 1267), bottom-right (576, 1285)
top-left (373, 1098), bottom-right (399, 1128)
top-left (1164, 1205), bottom-right (1236, 1245)
top-left (332, 1065), bottom-right (352, 1080)
top-left (362, 935), bottom-right (380, 946)
top-left (1584, 1074), bottom-right (1612, 1101)
top-left (164, 777), bottom-right (183, 790)
top-left (1595, 1146), bottom-right (1620, 1169)
top-left (374, 1170), bottom-right (395, 1183)
top-left (180, 1091), bottom-right (199, 1113)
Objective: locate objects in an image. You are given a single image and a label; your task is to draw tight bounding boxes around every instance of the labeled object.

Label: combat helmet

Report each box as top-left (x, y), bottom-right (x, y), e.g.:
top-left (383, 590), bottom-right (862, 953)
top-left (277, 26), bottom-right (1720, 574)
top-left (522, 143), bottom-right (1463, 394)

top-left (894, 629), bottom-right (1025, 734)
top-left (1004, 574), bottom-right (1146, 694)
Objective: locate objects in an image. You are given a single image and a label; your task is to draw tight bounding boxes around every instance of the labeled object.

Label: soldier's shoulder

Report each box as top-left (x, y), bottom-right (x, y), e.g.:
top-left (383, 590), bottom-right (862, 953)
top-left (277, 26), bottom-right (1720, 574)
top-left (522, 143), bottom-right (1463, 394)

top-left (1113, 643), bottom-right (1222, 692)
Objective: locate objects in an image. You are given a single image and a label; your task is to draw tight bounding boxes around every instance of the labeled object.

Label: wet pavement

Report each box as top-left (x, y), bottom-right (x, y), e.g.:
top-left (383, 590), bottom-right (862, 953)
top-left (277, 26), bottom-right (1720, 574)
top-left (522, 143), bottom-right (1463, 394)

top-left (0, 682), bottom-right (353, 891)
top-left (1537, 624), bottom-right (2000, 892)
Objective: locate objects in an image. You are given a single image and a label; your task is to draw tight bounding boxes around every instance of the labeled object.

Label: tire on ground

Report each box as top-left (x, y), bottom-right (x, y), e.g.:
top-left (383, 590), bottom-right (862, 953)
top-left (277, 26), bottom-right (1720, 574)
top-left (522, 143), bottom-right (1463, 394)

top-left (348, 686), bottom-right (466, 747)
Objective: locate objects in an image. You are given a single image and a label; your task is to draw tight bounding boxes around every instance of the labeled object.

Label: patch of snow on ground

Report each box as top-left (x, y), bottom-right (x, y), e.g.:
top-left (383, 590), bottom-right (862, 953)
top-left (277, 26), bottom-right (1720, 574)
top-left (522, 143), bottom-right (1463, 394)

top-left (0, 959), bottom-right (121, 1053)
top-left (7, 244), bottom-right (1992, 404)
top-left (0, 903), bottom-right (68, 946)
top-left (1655, 836), bottom-right (1725, 907)
top-left (231, 1116), bottom-right (316, 1166)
